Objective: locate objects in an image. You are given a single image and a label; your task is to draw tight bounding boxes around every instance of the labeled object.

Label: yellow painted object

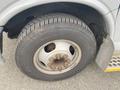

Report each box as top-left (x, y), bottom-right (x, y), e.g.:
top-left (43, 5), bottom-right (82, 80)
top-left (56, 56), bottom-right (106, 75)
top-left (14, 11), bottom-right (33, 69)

top-left (104, 52), bottom-right (120, 72)
top-left (104, 68), bottom-right (120, 72)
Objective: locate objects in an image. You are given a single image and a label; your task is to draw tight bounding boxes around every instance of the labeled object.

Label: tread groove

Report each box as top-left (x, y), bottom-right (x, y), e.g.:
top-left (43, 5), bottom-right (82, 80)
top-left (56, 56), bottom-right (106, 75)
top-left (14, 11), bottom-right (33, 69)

top-left (17, 13), bottom-right (95, 44)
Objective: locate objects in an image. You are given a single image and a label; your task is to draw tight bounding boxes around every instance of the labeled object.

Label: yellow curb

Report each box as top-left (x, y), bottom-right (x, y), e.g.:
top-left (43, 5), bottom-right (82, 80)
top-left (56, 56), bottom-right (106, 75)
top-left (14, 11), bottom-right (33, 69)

top-left (104, 68), bottom-right (120, 72)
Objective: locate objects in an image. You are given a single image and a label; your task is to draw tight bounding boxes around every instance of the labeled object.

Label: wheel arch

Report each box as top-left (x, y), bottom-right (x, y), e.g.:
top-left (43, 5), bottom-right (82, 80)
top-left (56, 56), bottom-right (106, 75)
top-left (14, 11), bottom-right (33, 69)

top-left (1, 0), bottom-right (115, 47)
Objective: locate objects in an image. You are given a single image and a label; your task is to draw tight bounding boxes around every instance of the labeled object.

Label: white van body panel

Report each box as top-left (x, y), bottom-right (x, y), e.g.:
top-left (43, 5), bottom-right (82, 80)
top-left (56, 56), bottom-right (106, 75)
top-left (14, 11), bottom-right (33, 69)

top-left (0, 0), bottom-right (16, 13)
top-left (0, 0), bottom-right (118, 26)
top-left (0, 0), bottom-right (118, 15)
top-left (114, 11), bottom-right (120, 51)
top-left (100, 0), bottom-right (119, 12)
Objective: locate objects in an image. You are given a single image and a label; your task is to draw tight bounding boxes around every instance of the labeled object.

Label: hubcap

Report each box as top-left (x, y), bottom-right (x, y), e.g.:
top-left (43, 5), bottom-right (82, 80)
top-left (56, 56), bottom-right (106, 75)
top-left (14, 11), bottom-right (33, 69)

top-left (33, 40), bottom-right (82, 75)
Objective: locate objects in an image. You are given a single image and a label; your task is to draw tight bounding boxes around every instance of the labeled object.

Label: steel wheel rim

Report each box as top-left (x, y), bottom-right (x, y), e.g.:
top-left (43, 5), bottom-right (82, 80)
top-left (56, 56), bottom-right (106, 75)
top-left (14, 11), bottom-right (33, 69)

top-left (33, 39), bottom-right (82, 75)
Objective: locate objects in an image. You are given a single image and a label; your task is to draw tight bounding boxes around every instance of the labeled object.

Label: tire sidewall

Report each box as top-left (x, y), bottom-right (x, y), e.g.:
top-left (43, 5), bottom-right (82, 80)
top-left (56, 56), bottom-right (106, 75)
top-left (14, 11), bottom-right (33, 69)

top-left (16, 24), bottom-right (96, 81)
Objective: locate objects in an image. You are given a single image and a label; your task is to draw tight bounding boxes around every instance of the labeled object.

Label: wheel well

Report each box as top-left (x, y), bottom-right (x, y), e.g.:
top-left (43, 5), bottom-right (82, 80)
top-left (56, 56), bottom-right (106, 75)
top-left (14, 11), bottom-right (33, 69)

top-left (4, 2), bottom-right (107, 48)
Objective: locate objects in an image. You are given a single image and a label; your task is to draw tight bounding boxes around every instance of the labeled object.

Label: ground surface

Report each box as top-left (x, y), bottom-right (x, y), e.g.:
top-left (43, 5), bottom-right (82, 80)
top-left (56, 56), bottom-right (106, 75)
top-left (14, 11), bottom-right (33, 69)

top-left (0, 33), bottom-right (120, 90)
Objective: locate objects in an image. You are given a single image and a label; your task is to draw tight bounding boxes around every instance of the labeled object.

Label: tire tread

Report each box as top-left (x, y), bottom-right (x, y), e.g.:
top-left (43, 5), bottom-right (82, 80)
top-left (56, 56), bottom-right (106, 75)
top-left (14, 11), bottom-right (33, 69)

top-left (18, 13), bottom-right (94, 43)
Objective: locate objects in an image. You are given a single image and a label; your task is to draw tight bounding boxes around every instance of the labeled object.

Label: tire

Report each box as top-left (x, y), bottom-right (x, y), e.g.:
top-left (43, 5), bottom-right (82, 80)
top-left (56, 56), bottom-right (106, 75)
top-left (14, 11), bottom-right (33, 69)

top-left (16, 13), bottom-right (96, 81)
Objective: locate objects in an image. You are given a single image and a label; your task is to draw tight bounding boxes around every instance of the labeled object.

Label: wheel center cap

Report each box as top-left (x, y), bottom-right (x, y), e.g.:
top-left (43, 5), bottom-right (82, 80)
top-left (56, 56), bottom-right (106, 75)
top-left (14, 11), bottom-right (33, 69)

top-left (48, 53), bottom-right (71, 71)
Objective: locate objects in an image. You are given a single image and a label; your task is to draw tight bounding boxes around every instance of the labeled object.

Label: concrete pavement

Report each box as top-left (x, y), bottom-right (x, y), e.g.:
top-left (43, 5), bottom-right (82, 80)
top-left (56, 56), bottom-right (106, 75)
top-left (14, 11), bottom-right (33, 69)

top-left (0, 33), bottom-right (120, 90)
